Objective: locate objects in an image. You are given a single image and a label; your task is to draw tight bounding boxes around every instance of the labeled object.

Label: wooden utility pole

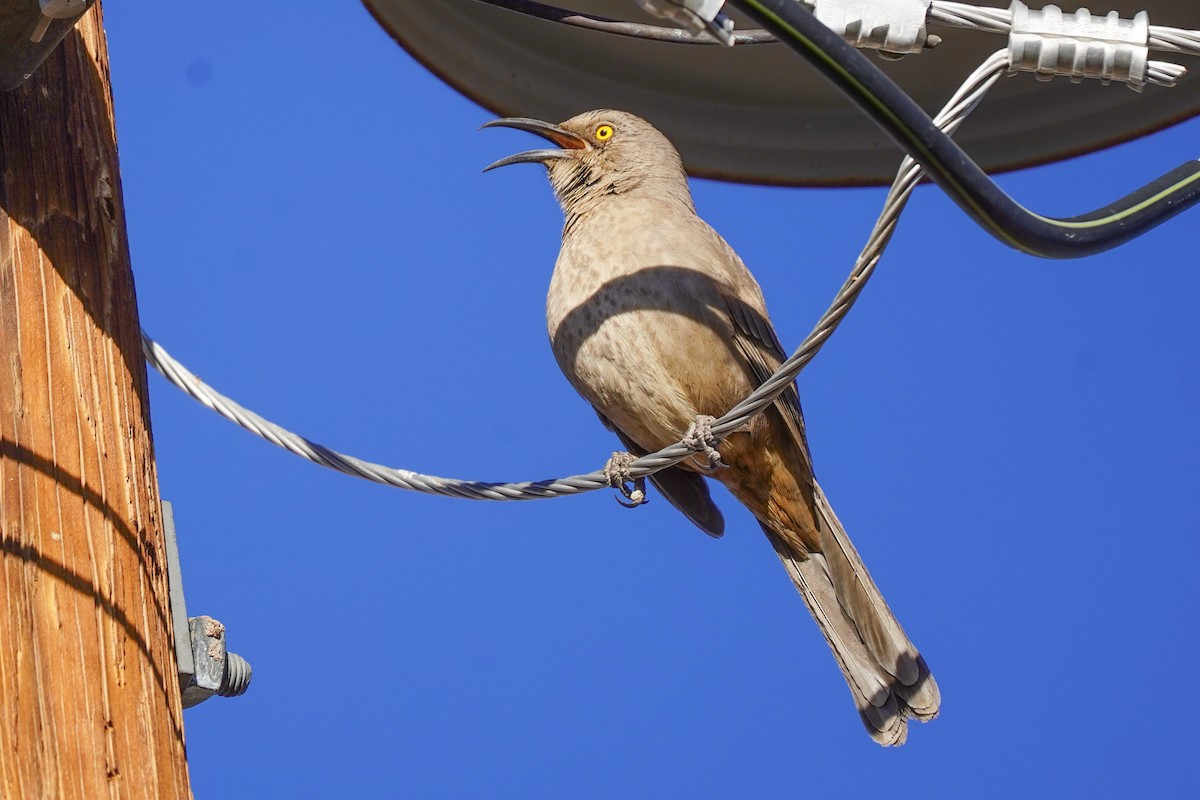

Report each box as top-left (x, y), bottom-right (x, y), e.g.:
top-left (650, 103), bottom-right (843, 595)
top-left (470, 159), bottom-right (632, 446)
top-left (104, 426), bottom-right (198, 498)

top-left (0, 4), bottom-right (192, 797)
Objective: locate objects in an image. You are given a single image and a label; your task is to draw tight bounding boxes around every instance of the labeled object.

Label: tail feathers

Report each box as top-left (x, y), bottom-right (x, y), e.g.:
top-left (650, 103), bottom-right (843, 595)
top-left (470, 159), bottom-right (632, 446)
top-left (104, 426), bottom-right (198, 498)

top-left (812, 482), bottom-right (941, 721)
top-left (762, 482), bottom-right (939, 745)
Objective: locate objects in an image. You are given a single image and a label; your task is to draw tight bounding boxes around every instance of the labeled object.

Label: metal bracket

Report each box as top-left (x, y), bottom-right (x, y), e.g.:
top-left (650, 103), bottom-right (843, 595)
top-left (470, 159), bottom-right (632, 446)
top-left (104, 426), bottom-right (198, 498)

top-left (0, 0), bottom-right (94, 91)
top-left (164, 501), bottom-right (253, 709)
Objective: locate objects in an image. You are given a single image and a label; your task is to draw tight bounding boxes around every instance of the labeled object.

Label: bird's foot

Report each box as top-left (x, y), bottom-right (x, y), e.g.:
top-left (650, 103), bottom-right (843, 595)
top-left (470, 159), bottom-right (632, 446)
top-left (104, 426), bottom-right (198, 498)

top-left (603, 451), bottom-right (648, 508)
top-left (683, 415), bottom-right (727, 471)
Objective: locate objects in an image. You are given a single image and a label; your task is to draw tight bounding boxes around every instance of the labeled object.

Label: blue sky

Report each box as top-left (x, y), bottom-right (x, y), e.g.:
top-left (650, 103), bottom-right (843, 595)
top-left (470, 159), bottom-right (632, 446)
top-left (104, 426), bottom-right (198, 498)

top-left (105, 3), bottom-right (1200, 797)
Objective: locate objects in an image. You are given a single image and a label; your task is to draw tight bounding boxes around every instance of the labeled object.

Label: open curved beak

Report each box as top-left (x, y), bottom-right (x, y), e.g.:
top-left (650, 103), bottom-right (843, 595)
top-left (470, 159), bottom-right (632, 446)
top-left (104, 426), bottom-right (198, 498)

top-left (482, 117), bottom-right (589, 172)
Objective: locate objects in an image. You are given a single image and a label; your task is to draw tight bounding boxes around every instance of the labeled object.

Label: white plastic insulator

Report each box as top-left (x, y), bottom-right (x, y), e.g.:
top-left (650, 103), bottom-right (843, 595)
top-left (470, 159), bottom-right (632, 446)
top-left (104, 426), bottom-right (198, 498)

top-left (813, 0), bottom-right (933, 55)
top-left (1008, 1), bottom-right (1150, 90)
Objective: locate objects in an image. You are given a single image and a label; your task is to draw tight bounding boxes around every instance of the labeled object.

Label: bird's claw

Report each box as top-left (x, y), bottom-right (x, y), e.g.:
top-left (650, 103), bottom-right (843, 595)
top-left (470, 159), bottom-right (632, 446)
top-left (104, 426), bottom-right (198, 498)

top-left (683, 414), bottom-right (727, 471)
top-left (603, 451), bottom-right (648, 508)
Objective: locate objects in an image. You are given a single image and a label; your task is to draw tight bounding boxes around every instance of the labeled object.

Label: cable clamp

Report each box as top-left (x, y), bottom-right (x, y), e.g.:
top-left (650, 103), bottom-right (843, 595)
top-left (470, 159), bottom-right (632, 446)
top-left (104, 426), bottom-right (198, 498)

top-left (637, 1), bottom-right (736, 45)
top-left (1007, 1), bottom-right (1163, 90)
top-left (813, 0), bottom-right (935, 58)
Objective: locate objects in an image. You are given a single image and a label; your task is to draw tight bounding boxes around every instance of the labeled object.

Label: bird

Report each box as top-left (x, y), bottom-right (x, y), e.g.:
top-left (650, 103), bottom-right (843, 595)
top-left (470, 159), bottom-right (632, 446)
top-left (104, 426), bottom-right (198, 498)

top-left (483, 109), bottom-right (939, 745)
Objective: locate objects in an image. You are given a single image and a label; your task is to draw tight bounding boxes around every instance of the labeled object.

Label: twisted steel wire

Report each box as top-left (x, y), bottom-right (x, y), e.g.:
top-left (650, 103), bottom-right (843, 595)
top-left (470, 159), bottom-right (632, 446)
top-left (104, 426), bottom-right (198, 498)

top-left (142, 51), bottom-right (1009, 501)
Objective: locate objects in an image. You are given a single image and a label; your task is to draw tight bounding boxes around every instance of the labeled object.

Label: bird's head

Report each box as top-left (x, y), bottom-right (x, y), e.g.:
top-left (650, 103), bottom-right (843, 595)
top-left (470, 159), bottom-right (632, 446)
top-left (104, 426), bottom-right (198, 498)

top-left (483, 109), bottom-right (688, 210)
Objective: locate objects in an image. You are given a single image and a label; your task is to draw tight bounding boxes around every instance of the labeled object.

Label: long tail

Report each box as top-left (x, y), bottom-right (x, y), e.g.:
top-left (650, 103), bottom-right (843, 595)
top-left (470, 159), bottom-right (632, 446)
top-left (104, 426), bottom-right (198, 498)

top-left (761, 482), bottom-right (939, 746)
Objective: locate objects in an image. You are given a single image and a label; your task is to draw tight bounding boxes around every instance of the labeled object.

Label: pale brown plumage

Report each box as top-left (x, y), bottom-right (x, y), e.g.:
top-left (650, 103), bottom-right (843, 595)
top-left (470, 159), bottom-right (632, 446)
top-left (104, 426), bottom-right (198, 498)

top-left (485, 110), bottom-right (939, 745)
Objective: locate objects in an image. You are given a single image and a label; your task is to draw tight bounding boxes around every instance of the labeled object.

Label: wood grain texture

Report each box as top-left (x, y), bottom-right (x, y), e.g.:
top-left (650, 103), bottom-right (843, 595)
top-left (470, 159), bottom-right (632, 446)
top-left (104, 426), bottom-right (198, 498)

top-left (0, 4), bottom-right (192, 797)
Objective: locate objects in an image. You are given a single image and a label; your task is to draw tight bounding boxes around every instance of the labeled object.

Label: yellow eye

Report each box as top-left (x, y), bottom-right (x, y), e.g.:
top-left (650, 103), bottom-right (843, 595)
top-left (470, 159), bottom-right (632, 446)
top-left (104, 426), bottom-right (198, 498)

top-left (595, 124), bottom-right (614, 141)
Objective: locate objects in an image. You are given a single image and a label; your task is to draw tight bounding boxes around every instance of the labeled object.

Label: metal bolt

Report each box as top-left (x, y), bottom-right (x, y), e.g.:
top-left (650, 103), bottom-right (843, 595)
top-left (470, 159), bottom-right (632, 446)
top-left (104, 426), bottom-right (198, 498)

top-left (164, 501), bottom-right (253, 709)
top-left (181, 615), bottom-right (253, 708)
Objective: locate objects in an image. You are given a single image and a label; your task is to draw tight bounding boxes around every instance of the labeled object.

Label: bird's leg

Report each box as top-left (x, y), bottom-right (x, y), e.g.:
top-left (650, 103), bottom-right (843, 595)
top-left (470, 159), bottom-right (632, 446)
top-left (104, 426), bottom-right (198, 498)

top-left (683, 414), bottom-right (728, 471)
top-left (603, 451), bottom-right (648, 508)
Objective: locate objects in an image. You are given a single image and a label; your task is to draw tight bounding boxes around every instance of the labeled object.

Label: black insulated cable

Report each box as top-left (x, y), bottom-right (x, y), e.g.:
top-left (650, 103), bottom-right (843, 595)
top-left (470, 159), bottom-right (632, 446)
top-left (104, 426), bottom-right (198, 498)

top-left (730, 0), bottom-right (1200, 258)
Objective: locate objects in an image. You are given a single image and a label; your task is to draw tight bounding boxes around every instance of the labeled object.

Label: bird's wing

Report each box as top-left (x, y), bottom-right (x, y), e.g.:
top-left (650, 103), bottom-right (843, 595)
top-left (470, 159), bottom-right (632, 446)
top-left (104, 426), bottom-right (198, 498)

top-left (720, 288), bottom-right (812, 460)
top-left (594, 407), bottom-right (725, 538)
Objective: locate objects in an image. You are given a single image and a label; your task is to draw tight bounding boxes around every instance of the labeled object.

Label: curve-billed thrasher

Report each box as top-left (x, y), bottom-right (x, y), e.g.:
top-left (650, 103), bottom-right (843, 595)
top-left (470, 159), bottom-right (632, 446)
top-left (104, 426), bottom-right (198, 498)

top-left (484, 110), bottom-right (939, 745)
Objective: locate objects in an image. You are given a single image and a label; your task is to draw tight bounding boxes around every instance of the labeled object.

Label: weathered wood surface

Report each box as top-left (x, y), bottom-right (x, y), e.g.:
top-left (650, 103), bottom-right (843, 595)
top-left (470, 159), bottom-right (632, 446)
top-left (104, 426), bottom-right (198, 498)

top-left (0, 4), bottom-right (192, 797)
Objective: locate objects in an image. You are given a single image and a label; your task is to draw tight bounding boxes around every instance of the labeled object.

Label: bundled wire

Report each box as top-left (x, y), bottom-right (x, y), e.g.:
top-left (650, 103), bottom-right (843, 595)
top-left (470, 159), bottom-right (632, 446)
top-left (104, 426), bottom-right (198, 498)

top-left (732, 0), bottom-right (1200, 258)
top-left (477, 0), bottom-right (1200, 57)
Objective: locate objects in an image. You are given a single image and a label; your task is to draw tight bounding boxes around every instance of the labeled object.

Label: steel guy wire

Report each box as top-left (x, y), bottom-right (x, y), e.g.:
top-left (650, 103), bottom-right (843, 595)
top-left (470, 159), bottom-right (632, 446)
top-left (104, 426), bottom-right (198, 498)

top-left (142, 50), bottom-right (1009, 501)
